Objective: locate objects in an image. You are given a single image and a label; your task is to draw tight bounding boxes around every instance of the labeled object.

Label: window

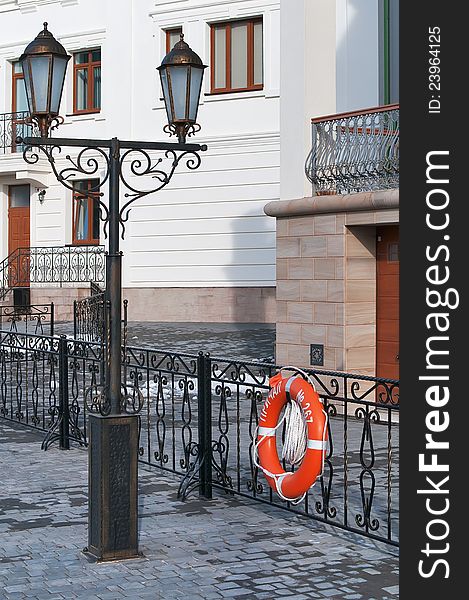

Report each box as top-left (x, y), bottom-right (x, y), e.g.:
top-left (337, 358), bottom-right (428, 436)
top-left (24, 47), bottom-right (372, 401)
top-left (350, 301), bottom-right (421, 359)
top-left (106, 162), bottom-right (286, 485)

top-left (73, 49), bottom-right (101, 114)
top-left (72, 180), bottom-right (100, 245)
top-left (9, 184), bottom-right (30, 208)
top-left (166, 27), bottom-right (183, 53)
top-left (210, 18), bottom-right (263, 93)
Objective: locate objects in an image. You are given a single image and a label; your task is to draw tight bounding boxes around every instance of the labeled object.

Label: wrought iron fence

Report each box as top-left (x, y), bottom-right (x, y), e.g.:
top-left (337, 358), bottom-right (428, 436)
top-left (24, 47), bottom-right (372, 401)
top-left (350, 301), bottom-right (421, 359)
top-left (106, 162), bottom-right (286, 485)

top-left (306, 104), bottom-right (399, 195)
top-left (0, 111), bottom-right (38, 154)
top-left (0, 245), bottom-right (105, 300)
top-left (0, 331), bottom-right (102, 448)
top-left (0, 331), bottom-right (399, 546)
top-left (73, 285), bottom-right (128, 344)
top-left (0, 304), bottom-right (54, 336)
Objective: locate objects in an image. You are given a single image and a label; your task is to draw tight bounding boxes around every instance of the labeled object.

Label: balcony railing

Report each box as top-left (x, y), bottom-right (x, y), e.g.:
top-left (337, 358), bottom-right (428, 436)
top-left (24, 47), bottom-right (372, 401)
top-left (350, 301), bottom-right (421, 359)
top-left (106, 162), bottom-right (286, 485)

top-left (306, 104), bottom-right (399, 195)
top-left (1, 111), bottom-right (38, 155)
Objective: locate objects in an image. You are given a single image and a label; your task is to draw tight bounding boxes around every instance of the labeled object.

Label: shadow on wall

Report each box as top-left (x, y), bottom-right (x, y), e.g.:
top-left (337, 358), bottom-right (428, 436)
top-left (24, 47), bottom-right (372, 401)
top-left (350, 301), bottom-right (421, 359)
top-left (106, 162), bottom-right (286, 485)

top-left (224, 198), bottom-right (277, 326)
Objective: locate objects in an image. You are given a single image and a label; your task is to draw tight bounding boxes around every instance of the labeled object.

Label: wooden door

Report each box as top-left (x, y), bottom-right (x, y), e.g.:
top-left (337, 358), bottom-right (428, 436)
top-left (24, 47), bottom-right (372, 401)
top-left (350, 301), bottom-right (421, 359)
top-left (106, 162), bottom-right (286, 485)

top-left (8, 185), bottom-right (30, 287)
top-left (376, 226), bottom-right (399, 380)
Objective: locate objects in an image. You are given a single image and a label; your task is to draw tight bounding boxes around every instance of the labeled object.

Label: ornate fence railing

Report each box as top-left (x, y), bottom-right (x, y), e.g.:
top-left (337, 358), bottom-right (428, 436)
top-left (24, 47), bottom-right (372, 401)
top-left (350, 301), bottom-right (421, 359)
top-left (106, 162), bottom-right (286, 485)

top-left (0, 304), bottom-right (54, 336)
top-left (0, 245), bottom-right (105, 300)
top-left (73, 284), bottom-right (127, 344)
top-left (0, 331), bottom-right (399, 546)
top-left (0, 111), bottom-right (39, 154)
top-left (0, 332), bottom-right (102, 448)
top-left (74, 293), bottom-right (105, 343)
top-left (305, 104), bottom-right (399, 195)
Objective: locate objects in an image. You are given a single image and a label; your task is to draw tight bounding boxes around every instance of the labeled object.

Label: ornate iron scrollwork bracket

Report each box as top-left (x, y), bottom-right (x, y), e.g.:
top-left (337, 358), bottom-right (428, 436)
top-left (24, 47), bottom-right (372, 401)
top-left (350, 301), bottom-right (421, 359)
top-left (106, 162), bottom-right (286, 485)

top-left (18, 134), bottom-right (207, 240)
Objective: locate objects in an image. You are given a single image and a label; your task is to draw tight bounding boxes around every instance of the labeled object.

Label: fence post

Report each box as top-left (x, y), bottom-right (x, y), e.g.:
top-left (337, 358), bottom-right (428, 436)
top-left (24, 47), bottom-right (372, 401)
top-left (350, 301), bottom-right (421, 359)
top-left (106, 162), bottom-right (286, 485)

top-left (197, 352), bottom-right (212, 499)
top-left (58, 335), bottom-right (70, 450)
top-left (50, 302), bottom-right (55, 337)
top-left (73, 300), bottom-right (77, 340)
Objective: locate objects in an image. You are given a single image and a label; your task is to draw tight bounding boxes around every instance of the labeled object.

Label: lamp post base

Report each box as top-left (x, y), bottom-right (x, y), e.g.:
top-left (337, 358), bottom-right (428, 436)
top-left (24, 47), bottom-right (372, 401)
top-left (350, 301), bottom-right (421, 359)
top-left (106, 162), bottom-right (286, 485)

top-left (87, 413), bottom-right (139, 561)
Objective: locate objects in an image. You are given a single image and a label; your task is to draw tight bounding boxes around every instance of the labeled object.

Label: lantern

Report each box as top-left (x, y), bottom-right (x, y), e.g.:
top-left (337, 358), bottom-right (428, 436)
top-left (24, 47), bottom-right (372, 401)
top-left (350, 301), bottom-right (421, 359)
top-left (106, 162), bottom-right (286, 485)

top-left (158, 34), bottom-right (206, 143)
top-left (20, 22), bottom-right (70, 137)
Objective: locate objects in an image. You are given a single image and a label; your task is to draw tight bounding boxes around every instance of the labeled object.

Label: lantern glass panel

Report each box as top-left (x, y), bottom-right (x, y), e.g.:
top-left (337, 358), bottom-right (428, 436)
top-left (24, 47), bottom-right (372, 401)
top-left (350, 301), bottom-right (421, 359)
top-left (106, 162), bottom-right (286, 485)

top-left (50, 55), bottom-right (68, 114)
top-left (30, 55), bottom-right (51, 113)
top-left (21, 59), bottom-right (34, 114)
top-left (188, 67), bottom-right (203, 121)
top-left (168, 65), bottom-right (189, 121)
top-left (160, 68), bottom-right (172, 122)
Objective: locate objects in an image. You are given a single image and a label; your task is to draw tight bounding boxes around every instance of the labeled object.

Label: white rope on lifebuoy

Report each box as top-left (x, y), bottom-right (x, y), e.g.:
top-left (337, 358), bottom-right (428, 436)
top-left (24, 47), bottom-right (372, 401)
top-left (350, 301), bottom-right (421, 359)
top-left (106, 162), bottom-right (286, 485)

top-left (282, 400), bottom-right (307, 466)
top-left (252, 366), bottom-right (328, 505)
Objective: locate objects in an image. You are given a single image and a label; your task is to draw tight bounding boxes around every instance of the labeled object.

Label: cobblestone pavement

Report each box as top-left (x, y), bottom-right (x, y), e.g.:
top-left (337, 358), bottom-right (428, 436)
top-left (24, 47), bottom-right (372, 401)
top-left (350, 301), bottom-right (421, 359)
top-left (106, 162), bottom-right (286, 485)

top-left (55, 322), bottom-right (276, 363)
top-left (0, 421), bottom-right (398, 600)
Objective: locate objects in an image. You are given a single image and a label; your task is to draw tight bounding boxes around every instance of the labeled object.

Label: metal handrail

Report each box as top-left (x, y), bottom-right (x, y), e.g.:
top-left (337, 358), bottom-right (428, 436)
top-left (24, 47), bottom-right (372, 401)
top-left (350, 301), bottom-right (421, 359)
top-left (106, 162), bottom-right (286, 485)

top-left (0, 245), bottom-right (106, 300)
top-left (306, 104), bottom-right (399, 195)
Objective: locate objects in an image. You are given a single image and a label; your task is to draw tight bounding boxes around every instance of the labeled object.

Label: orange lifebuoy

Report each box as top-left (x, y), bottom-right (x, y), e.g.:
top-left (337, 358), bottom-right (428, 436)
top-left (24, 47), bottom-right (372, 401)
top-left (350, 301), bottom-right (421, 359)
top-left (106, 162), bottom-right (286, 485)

top-left (256, 372), bottom-right (328, 502)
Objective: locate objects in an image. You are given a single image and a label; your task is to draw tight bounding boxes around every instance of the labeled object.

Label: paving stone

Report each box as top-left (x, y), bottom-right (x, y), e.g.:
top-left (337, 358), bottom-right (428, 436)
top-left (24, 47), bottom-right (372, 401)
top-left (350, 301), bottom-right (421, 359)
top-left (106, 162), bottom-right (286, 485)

top-left (383, 585), bottom-right (399, 595)
top-left (0, 421), bottom-right (398, 599)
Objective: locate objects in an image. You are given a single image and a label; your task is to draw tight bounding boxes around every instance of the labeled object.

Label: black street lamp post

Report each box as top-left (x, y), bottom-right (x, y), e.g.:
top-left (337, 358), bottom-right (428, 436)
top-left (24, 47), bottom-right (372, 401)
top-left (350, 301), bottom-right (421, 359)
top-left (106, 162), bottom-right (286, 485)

top-left (17, 23), bottom-right (207, 561)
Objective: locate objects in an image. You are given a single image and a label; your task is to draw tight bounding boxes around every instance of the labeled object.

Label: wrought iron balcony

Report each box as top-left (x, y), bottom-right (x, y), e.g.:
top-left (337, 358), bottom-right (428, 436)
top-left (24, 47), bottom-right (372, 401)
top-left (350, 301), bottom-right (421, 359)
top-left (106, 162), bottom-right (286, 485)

top-left (0, 111), bottom-right (38, 154)
top-left (306, 104), bottom-right (399, 195)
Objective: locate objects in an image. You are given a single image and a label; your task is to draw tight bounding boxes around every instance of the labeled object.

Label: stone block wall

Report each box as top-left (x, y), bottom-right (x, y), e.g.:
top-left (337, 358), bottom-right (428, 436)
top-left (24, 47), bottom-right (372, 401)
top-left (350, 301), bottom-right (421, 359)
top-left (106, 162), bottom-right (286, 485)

top-left (123, 287), bottom-right (276, 323)
top-left (276, 214), bottom-right (346, 370)
top-left (269, 191), bottom-right (399, 376)
top-left (30, 286), bottom-right (91, 322)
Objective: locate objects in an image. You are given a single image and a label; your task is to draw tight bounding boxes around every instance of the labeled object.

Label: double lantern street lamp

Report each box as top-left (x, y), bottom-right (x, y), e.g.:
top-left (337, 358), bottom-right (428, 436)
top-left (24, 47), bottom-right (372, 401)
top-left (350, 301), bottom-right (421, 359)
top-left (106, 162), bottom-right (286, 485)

top-left (19, 22), bottom-right (206, 142)
top-left (17, 22), bottom-right (207, 561)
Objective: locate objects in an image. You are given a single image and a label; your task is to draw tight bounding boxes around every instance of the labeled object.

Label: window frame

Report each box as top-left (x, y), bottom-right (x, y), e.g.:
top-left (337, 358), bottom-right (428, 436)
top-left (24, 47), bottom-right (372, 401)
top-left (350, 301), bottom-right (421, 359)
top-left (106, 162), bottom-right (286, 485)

top-left (72, 179), bottom-right (101, 246)
top-left (166, 27), bottom-right (183, 53)
top-left (73, 49), bottom-right (101, 115)
top-left (210, 17), bottom-right (263, 94)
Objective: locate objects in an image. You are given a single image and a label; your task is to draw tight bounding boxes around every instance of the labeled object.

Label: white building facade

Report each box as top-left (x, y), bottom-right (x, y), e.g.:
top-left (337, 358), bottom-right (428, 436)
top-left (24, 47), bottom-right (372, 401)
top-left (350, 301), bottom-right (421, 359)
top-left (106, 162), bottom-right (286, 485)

top-left (0, 0), bottom-right (396, 327)
top-left (272, 0), bottom-right (399, 376)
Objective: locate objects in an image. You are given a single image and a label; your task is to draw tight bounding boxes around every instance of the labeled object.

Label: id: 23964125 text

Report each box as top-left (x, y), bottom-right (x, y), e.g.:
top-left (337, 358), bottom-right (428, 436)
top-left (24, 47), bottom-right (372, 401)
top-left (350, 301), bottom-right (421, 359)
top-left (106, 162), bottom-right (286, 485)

top-left (428, 27), bottom-right (441, 114)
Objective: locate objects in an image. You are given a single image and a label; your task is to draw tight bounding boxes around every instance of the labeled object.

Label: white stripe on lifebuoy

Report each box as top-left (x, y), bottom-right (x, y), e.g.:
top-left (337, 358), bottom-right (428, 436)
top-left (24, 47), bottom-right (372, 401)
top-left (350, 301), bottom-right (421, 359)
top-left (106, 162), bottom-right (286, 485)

top-left (285, 376), bottom-right (296, 395)
top-left (307, 439), bottom-right (328, 450)
top-left (276, 471), bottom-right (293, 496)
top-left (258, 426), bottom-right (276, 437)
